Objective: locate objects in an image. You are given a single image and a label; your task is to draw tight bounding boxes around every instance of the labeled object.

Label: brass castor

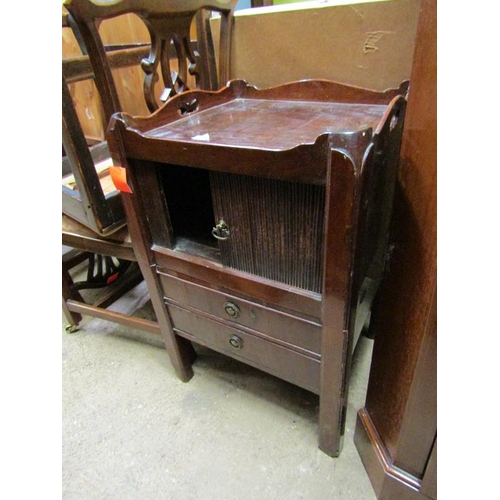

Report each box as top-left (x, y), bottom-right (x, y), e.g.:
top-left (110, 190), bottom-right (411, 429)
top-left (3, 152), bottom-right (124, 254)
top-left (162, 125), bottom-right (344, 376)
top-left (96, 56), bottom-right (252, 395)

top-left (65, 324), bottom-right (78, 334)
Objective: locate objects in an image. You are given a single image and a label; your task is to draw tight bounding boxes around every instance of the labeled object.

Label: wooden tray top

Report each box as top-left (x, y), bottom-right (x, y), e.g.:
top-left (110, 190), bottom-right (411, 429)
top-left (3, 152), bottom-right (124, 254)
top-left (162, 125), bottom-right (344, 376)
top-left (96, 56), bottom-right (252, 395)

top-left (109, 80), bottom-right (407, 184)
top-left (146, 98), bottom-right (388, 150)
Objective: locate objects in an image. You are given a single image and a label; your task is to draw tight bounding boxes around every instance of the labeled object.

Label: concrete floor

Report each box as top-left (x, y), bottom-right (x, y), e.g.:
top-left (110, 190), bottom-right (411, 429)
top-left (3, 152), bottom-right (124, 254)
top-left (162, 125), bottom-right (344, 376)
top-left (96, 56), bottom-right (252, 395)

top-left (62, 278), bottom-right (376, 499)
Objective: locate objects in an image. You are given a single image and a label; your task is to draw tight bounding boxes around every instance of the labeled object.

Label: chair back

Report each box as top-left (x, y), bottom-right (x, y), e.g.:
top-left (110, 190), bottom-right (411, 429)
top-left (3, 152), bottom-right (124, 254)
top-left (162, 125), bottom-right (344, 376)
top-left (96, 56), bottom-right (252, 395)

top-left (64, 0), bottom-right (237, 124)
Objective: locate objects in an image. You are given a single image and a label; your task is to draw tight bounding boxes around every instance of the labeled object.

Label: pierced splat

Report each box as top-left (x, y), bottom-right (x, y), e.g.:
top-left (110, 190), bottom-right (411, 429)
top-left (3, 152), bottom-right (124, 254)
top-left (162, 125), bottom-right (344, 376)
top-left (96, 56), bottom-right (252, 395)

top-left (140, 15), bottom-right (201, 112)
top-left (64, 0), bottom-right (237, 123)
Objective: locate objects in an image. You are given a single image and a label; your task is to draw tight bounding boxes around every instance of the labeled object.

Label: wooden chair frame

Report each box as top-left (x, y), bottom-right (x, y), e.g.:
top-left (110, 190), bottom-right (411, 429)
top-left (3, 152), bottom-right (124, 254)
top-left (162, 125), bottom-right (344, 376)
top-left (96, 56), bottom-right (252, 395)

top-left (62, 1), bottom-right (236, 333)
top-left (64, 0), bottom-right (237, 124)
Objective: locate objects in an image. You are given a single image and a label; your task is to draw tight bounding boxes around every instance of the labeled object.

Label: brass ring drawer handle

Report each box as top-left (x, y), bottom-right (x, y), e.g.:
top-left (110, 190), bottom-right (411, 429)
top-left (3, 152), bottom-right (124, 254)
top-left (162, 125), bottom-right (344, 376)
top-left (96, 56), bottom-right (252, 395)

top-left (212, 219), bottom-right (230, 241)
top-left (229, 335), bottom-right (243, 350)
top-left (224, 301), bottom-right (240, 318)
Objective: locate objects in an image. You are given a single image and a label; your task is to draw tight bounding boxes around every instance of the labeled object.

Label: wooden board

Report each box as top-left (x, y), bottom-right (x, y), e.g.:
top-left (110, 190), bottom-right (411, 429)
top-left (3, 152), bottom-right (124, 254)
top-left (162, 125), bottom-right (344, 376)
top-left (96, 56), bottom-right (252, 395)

top-left (212, 0), bottom-right (420, 91)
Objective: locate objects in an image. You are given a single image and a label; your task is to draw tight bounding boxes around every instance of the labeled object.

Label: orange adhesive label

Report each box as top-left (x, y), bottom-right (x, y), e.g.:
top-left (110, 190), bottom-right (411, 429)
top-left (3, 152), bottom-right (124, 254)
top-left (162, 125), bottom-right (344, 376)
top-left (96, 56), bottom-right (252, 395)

top-left (109, 166), bottom-right (132, 194)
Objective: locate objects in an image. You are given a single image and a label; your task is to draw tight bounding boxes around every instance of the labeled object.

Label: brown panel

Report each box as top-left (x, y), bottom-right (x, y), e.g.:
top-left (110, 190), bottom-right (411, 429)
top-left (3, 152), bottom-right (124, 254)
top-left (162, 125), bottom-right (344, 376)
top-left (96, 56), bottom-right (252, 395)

top-left (214, 0), bottom-right (420, 91)
top-left (394, 289), bottom-right (437, 475)
top-left (360, 0), bottom-right (437, 481)
top-left (211, 171), bottom-right (325, 292)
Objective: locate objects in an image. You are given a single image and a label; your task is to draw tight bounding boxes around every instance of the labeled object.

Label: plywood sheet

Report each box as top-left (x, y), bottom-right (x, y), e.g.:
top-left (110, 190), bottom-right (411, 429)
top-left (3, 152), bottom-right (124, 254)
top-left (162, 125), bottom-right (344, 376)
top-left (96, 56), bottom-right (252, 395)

top-left (214, 0), bottom-right (420, 91)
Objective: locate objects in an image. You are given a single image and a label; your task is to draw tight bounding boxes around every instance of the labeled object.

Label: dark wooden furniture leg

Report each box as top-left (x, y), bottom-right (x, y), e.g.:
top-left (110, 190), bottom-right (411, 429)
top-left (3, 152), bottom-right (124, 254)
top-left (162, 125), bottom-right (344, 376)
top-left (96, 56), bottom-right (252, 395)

top-left (62, 269), bottom-right (84, 330)
top-left (318, 150), bottom-right (357, 456)
top-left (120, 193), bottom-right (197, 383)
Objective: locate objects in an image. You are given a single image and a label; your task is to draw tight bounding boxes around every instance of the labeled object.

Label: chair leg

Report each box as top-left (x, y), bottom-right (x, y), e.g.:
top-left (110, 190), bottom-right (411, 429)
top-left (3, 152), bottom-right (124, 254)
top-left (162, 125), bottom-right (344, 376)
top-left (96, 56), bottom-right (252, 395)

top-left (62, 267), bottom-right (83, 330)
top-left (62, 251), bottom-right (158, 338)
top-left (62, 251), bottom-right (131, 330)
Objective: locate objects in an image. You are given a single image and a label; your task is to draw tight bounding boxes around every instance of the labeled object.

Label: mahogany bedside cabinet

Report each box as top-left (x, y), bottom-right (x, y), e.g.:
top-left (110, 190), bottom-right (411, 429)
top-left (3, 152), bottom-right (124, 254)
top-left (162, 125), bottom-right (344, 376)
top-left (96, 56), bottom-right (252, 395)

top-left (106, 79), bottom-right (408, 457)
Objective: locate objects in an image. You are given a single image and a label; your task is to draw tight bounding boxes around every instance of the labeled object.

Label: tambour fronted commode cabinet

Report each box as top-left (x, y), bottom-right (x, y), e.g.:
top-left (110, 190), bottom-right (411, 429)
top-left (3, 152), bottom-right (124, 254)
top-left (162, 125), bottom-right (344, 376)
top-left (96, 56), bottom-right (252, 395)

top-left (107, 79), bottom-right (407, 457)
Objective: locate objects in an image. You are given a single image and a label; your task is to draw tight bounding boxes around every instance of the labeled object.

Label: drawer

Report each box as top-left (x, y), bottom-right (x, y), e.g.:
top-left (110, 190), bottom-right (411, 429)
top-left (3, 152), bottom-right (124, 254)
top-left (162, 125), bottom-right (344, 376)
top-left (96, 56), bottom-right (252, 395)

top-left (159, 271), bottom-right (321, 355)
top-left (168, 305), bottom-right (320, 394)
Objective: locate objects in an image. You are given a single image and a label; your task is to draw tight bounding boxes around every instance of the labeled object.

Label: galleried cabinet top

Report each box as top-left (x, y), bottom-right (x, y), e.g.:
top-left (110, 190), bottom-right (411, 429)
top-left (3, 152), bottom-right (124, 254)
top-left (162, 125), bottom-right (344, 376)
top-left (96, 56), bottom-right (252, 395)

top-left (112, 79), bottom-right (407, 152)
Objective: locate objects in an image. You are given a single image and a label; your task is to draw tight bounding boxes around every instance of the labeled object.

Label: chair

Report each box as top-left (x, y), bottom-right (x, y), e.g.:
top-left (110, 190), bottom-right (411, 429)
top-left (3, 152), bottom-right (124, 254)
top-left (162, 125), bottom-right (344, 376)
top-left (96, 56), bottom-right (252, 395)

top-left (63, 12), bottom-right (158, 334)
top-left (62, 0), bottom-right (237, 339)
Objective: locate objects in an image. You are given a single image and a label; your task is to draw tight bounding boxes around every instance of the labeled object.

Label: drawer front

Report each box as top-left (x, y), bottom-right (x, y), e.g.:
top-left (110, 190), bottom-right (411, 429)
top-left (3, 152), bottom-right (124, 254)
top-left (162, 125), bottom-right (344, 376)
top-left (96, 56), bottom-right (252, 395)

top-left (159, 272), bottom-right (321, 355)
top-left (168, 305), bottom-right (320, 394)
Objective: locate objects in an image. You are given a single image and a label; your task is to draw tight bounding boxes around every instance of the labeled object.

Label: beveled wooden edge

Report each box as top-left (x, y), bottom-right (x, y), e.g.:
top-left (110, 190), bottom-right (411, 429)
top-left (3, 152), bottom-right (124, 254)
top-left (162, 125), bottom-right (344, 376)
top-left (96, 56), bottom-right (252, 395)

top-left (64, 0), bottom-right (237, 22)
top-left (111, 78), bottom-right (409, 133)
top-left (354, 408), bottom-right (425, 500)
